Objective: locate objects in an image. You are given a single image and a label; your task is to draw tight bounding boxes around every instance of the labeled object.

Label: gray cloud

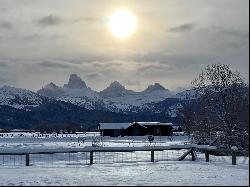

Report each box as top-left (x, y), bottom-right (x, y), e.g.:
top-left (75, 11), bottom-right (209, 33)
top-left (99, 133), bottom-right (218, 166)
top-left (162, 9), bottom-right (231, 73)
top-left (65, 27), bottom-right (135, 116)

top-left (39, 61), bottom-right (73, 69)
top-left (0, 61), bottom-right (9, 68)
top-left (168, 23), bottom-right (196, 33)
top-left (93, 61), bottom-right (122, 67)
top-left (137, 63), bottom-right (177, 77)
top-left (37, 15), bottom-right (62, 26)
top-left (138, 65), bottom-right (166, 72)
top-left (129, 51), bottom-right (210, 68)
top-left (80, 17), bottom-right (101, 23)
top-left (86, 73), bottom-right (101, 80)
top-left (0, 22), bottom-right (12, 29)
top-left (22, 34), bottom-right (42, 41)
top-left (214, 27), bottom-right (249, 40)
top-left (122, 80), bottom-right (141, 86)
top-left (0, 7), bottom-right (7, 13)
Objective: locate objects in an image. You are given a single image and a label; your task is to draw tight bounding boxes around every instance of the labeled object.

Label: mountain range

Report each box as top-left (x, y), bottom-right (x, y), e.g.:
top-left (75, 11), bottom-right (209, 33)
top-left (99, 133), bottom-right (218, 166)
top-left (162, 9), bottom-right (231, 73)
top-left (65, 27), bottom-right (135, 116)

top-left (0, 74), bottom-right (195, 130)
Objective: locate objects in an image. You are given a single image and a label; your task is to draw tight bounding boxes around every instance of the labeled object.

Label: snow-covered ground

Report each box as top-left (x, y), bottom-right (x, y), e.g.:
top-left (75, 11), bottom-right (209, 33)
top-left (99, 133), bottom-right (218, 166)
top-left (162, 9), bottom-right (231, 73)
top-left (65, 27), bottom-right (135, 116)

top-left (0, 132), bottom-right (249, 186)
top-left (0, 132), bottom-right (189, 150)
top-left (0, 159), bottom-right (248, 186)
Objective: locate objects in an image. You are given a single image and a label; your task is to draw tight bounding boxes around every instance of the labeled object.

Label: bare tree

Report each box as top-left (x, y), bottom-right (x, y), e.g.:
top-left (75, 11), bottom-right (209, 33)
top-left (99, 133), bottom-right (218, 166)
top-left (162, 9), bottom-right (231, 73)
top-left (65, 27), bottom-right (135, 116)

top-left (182, 64), bottom-right (249, 150)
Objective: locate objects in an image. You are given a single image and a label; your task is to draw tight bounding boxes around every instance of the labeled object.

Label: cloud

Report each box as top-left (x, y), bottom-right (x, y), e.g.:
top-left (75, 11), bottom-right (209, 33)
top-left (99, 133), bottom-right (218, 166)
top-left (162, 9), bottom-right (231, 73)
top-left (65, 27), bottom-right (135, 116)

top-left (196, 26), bottom-right (249, 49)
top-left (0, 22), bottom-right (12, 29)
top-left (39, 61), bottom-right (73, 69)
top-left (36, 15), bottom-right (100, 27)
top-left (138, 65), bottom-right (166, 72)
top-left (0, 7), bottom-right (7, 12)
top-left (168, 23), bottom-right (196, 33)
top-left (86, 73), bottom-right (102, 80)
top-left (137, 63), bottom-right (176, 76)
top-left (37, 15), bottom-right (62, 26)
top-left (0, 61), bottom-right (8, 68)
top-left (22, 34), bottom-right (42, 41)
top-left (122, 80), bottom-right (141, 86)
top-left (81, 17), bottom-right (101, 23)
top-left (214, 27), bottom-right (249, 40)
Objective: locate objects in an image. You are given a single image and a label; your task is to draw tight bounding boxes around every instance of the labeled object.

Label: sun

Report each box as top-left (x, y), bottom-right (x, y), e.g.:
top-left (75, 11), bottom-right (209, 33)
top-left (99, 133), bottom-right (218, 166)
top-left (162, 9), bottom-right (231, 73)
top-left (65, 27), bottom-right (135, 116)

top-left (108, 9), bottom-right (137, 39)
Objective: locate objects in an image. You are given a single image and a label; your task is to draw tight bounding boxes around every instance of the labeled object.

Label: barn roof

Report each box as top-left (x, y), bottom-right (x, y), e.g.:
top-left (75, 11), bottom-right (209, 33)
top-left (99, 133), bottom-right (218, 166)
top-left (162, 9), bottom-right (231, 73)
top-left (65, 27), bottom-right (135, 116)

top-left (99, 123), bottom-right (132, 130)
top-left (137, 122), bottom-right (173, 126)
top-left (99, 122), bottom-right (173, 130)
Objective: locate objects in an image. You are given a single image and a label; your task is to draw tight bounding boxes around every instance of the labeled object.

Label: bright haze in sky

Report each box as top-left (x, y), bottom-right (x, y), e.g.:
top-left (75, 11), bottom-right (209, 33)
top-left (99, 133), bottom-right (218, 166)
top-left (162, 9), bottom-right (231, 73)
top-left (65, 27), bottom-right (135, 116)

top-left (0, 0), bottom-right (249, 92)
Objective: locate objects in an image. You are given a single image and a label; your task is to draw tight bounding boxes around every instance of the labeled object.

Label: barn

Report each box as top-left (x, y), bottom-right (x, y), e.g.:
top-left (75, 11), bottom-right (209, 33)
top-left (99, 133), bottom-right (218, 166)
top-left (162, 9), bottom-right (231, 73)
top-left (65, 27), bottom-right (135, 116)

top-left (99, 123), bottom-right (131, 137)
top-left (137, 122), bottom-right (173, 136)
top-left (99, 122), bottom-right (173, 137)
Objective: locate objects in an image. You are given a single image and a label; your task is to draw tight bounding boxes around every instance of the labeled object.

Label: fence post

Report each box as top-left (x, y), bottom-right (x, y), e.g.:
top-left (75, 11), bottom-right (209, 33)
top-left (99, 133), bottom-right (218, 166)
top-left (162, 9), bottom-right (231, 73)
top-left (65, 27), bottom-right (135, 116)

top-left (232, 151), bottom-right (236, 165)
top-left (151, 151), bottom-right (154, 162)
top-left (205, 150), bottom-right (209, 162)
top-left (25, 154), bottom-right (30, 166)
top-left (90, 151), bottom-right (94, 165)
top-left (191, 148), bottom-right (196, 161)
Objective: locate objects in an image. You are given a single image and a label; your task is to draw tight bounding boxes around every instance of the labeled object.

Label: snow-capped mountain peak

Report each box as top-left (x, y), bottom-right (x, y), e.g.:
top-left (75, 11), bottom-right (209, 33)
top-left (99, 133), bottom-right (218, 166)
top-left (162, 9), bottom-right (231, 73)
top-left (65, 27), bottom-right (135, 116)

top-left (110, 81), bottom-right (125, 89)
top-left (45, 82), bottom-right (59, 89)
top-left (99, 81), bottom-right (134, 98)
top-left (63, 74), bottom-right (87, 89)
top-left (35, 75), bottom-right (189, 112)
top-left (37, 82), bottom-right (64, 98)
top-left (143, 83), bottom-right (168, 93)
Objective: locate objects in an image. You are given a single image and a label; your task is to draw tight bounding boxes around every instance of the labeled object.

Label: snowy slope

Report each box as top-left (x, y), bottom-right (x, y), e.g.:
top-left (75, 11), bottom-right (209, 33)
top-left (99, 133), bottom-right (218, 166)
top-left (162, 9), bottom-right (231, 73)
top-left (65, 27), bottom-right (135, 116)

top-left (104, 89), bottom-right (175, 112)
top-left (57, 88), bottom-right (106, 110)
top-left (0, 85), bottom-right (45, 109)
top-left (175, 88), bottom-right (197, 100)
top-left (100, 82), bottom-right (175, 112)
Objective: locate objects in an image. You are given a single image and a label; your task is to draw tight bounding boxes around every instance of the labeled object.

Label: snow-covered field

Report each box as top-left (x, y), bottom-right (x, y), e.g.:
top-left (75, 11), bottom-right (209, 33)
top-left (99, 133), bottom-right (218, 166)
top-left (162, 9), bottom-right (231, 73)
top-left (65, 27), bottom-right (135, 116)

top-left (0, 132), bottom-right (189, 150)
top-left (0, 132), bottom-right (249, 186)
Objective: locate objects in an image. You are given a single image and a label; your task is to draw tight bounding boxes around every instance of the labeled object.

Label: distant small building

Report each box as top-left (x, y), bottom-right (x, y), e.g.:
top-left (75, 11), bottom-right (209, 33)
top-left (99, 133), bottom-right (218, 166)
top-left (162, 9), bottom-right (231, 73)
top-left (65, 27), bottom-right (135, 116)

top-left (99, 122), bottom-right (173, 137)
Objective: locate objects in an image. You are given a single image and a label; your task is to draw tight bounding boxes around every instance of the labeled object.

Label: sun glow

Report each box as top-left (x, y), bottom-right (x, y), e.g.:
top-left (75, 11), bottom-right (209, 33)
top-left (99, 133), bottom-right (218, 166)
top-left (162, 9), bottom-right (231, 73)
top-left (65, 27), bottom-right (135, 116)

top-left (108, 9), bottom-right (137, 39)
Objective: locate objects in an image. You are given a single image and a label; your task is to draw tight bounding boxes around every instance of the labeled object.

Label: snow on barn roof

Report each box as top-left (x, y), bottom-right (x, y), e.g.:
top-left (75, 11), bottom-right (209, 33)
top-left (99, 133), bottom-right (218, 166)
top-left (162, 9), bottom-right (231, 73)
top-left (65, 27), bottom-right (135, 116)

top-left (10, 129), bottom-right (26, 132)
top-left (99, 123), bottom-right (132, 130)
top-left (137, 122), bottom-right (173, 126)
top-left (99, 122), bottom-right (173, 130)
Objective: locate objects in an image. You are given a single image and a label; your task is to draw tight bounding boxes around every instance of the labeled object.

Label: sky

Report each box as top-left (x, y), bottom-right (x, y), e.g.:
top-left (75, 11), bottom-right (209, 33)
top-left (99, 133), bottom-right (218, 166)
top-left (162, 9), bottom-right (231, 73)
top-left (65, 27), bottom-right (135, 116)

top-left (0, 0), bottom-right (249, 92)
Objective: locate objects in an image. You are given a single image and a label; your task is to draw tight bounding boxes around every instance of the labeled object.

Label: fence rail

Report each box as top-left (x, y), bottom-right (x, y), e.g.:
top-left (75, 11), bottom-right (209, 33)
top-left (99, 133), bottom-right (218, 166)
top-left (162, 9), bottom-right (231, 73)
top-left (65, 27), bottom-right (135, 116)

top-left (0, 144), bottom-right (248, 167)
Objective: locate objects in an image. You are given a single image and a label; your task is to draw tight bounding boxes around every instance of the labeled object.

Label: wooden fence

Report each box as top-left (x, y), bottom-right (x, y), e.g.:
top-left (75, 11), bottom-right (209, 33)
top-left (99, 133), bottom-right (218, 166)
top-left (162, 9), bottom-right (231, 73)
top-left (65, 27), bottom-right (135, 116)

top-left (0, 144), bottom-right (248, 166)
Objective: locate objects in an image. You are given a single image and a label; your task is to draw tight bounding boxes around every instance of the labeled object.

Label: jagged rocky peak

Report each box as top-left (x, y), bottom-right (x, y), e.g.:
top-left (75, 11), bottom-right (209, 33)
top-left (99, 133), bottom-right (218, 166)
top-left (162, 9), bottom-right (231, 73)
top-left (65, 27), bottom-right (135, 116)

top-left (63, 74), bottom-right (87, 89)
top-left (44, 82), bottom-right (59, 89)
top-left (37, 82), bottom-right (63, 97)
top-left (144, 83), bottom-right (168, 92)
top-left (109, 81), bottom-right (125, 89)
top-left (99, 81), bottom-right (133, 98)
